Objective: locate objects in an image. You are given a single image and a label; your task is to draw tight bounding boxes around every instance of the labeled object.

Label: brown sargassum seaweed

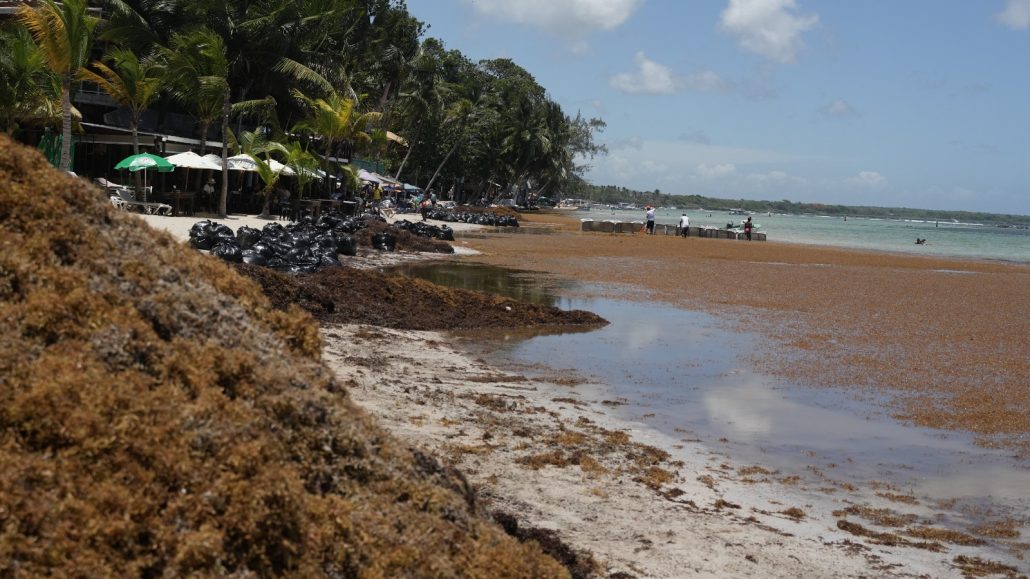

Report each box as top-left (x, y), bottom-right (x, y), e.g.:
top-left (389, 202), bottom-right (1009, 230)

top-left (0, 135), bottom-right (568, 577)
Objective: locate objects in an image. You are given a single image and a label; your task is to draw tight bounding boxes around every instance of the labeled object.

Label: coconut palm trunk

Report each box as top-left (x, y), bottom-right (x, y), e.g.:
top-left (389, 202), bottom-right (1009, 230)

top-left (59, 73), bottom-right (72, 171)
top-left (219, 87), bottom-right (230, 217)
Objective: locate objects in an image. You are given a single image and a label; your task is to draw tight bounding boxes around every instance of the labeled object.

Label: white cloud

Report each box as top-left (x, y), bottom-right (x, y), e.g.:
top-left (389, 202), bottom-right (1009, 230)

top-left (820, 98), bottom-right (860, 118)
top-left (747, 170), bottom-right (804, 184)
top-left (610, 52), bottom-right (677, 94)
top-left (462, 0), bottom-right (643, 34)
top-left (610, 52), bottom-right (730, 95)
top-left (720, 0), bottom-right (819, 63)
top-left (696, 163), bottom-right (738, 178)
top-left (851, 171), bottom-right (886, 187)
top-left (997, 0), bottom-right (1030, 29)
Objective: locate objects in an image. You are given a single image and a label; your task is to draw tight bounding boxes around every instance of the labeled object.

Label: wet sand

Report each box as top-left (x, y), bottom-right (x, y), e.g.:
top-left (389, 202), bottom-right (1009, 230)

top-left (459, 212), bottom-right (1030, 454)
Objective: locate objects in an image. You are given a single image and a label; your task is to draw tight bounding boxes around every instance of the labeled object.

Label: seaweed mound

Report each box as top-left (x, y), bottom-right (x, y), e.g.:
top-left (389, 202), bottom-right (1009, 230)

top-left (235, 265), bottom-right (608, 330)
top-left (0, 136), bottom-right (567, 576)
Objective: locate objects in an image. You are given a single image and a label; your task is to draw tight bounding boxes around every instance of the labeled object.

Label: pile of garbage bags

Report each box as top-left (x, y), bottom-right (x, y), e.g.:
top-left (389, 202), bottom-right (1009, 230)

top-left (391, 219), bottom-right (455, 241)
top-left (422, 208), bottom-right (519, 227)
top-left (189, 216), bottom-right (374, 273)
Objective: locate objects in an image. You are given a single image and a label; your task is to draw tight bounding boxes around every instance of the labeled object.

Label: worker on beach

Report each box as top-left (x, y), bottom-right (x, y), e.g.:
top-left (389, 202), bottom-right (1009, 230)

top-left (645, 206), bottom-right (656, 234)
top-left (679, 213), bottom-right (690, 237)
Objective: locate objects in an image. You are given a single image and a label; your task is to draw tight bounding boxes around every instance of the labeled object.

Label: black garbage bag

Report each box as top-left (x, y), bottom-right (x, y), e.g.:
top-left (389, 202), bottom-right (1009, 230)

top-left (372, 232), bottom-right (397, 251)
top-left (212, 242), bottom-right (243, 263)
top-left (250, 242), bottom-right (275, 258)
top-left (236, 226), bottom-right (262, 249)
top-left (338, 234), bottom-right (358, 256)
top-left (241, 249), bottom-right (268, 266)
top-left (438, 225), bottom-right (455, 241)
top-left (318, 252), bottom-right (342, 268)
top-left (190, 235), bottom-right (214, 250)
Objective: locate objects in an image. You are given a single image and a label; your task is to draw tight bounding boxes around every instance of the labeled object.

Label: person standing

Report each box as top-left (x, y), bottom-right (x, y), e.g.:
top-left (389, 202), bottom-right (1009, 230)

top-left (678, 213), bottom-right (690, 237)
top-left (202, 178), bottom-right (215, 212)
top-left (645, 205), bottom-right (656, 234)
top-left (744, 216), bottom-right (753, 241)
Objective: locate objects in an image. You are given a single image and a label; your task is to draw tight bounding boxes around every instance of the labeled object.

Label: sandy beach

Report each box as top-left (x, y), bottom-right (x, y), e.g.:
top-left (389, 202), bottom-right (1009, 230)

top-left (138, 209), bottom-right (1029, 576)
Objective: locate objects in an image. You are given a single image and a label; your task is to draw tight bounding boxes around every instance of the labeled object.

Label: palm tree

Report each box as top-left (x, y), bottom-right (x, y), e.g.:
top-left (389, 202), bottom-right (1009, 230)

top-left (163, 28), bottom-right (230, 214)
top-left (79, 48), bottom-right (163, 190)
top-left (17, 0), bottom-right (97, 171)
top-left (424, 98), bottom-right (475, 194)
top-left (0, 24), bottom-right (59, 135)
top-left (291, 88), bottom-right (381, 197)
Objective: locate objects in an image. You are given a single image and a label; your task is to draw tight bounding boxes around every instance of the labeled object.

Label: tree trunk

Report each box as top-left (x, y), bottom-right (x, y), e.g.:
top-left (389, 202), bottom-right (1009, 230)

top-left (378, 80), bottom-right (392, 110)
top-left (219, 88), bottom-right (230, 217)
top-left (424, 132), bottom-right (465, 193)
top-left (131, 122), bottom-right (142, 193)
top-left (394, 141), bottom-right (414, 181)
top-left (59, 74), bottom-right (72, 172)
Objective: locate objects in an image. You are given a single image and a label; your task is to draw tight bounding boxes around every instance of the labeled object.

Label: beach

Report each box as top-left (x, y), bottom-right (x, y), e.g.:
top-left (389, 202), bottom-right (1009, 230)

top-left (141, 210), bottom-right (1029, 576)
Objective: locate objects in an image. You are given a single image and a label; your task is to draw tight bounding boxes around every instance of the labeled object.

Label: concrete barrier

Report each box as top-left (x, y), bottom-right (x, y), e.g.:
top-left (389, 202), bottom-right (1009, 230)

top-left (580, 219), bottom-right (593, 232)
top-left (595, 220), bottom-right (616, 233)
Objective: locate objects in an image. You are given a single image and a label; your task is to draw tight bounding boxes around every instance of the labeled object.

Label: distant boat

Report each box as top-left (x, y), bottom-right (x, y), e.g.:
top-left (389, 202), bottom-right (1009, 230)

top-left (729, 208), bottom-right (747, 215)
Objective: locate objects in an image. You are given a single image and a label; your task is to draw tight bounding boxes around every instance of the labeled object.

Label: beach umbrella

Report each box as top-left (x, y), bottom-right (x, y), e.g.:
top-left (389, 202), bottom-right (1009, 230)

top-left (165, 151), bottom-right (222, 197)
top-left (357, 168), bottom-right (382, 184)
top-left (165, 151), bottom-right (222, 171)
top-left (225, 154), bottom-right (296, 176)
top-left (202, 153), bottom-right (225, 169)
top-left (115, 152), bottom-right (174, 173)
top-left (114, 153), bottom-right (174, 203)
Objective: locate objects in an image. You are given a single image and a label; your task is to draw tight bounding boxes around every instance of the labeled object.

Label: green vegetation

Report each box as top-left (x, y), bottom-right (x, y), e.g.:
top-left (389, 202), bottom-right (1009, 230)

top-left (1, 0), bottom-right (606, 215)
top-left (572, 183), bottom-right (1030, 225)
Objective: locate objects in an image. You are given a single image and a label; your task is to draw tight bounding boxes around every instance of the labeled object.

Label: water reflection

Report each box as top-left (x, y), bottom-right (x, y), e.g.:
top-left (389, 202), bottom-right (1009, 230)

top-left (387, 262), bottom-right (570, 307)
top-left (392, 262), bottom-right (1029, 515)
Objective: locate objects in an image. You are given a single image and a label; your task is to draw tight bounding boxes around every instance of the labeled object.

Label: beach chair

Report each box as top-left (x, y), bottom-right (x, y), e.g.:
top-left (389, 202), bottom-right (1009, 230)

top-left (113, 188), bottom-right (172, 216)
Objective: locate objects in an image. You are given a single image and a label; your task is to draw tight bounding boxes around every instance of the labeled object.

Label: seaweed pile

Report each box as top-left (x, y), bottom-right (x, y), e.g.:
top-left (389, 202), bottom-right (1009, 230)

top-left (235, 264), bottom-right (608, 330)
top-left (0, 136), bottom-right (568, 576)
top-left (189, 215), bottom-right (453, 272)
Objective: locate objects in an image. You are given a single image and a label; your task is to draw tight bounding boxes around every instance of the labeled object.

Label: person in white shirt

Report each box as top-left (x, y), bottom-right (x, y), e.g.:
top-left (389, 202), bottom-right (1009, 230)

top-left (645, 206), bottom-right (656, 234)
top-left (678, 213), bottom-right (690, 237)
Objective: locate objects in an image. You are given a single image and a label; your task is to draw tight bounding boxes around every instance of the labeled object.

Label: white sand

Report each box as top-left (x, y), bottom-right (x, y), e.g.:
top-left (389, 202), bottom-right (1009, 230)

top-left (322, 324), bottom-right (1008, 578)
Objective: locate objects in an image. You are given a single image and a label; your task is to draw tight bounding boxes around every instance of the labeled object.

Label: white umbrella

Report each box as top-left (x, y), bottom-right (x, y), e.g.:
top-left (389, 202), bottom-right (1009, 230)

top-left (165, 151), bottom-right (222, 171)
top-left (201, 153), bottom-right (225, 169)
top-left (357, 168), bottom-right (382, 183)
top-left (225, 154), bottom-right (296, 176)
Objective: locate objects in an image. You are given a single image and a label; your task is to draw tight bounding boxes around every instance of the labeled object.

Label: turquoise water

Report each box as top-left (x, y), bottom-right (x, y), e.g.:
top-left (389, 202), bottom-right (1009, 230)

top-left (575, 207), bottom-right (1030, 263)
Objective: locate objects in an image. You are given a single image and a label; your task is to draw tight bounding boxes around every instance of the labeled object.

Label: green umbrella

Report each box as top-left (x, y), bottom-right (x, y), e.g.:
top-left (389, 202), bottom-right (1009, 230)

top-left (114, 153), bottom-right (174, 203)
top-left (114, 152), bottom-right (174, 172)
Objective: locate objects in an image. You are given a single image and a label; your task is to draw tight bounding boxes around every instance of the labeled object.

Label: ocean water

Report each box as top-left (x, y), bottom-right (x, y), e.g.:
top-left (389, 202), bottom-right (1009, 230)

top-left (575, 207), bottom-right (1030, 263)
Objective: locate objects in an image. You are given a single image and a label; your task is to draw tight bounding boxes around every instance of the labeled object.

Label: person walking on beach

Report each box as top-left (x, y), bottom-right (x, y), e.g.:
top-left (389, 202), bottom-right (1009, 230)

top-left (645, 206), bottom-right (656, 234)
top-left (678, 213), bottom-right (690, 237)
top-left (744, 216), bottom-right (753, 241)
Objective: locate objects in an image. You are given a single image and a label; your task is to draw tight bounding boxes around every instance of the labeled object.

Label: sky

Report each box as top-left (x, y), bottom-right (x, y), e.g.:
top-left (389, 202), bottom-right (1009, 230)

top-left (405, 0), bottom-right (1030, 215)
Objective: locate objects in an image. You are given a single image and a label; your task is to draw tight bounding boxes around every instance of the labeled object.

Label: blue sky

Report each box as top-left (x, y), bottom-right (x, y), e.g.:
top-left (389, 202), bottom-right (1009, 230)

top-left (406, 1), bottom-right (1030, 214)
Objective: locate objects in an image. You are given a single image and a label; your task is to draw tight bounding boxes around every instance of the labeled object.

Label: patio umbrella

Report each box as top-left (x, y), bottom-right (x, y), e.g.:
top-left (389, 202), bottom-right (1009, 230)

top-left (165, 151), bottom-right (222, 171)
top-left (202, 153), bottom-right (225, 169)
top-left (114, 153), bottom-right (174, 202)
top-left (357, 168), bottom-right (382, 184)
top-left (166, 151), bottom-right (223, 195)
top-left (226, 154), bottom-right (296, 176)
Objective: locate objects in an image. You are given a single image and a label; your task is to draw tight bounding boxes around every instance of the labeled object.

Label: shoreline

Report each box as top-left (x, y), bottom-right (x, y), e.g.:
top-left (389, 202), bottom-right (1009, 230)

top-left (322, 323), bottom-right (1024, 577)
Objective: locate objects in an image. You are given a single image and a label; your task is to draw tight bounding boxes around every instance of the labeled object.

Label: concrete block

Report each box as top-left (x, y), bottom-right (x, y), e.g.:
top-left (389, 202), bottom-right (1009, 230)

top-left (595, 220), bottom-right (616, 233)
top-left (580, 219), bottom-right (593, 232)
